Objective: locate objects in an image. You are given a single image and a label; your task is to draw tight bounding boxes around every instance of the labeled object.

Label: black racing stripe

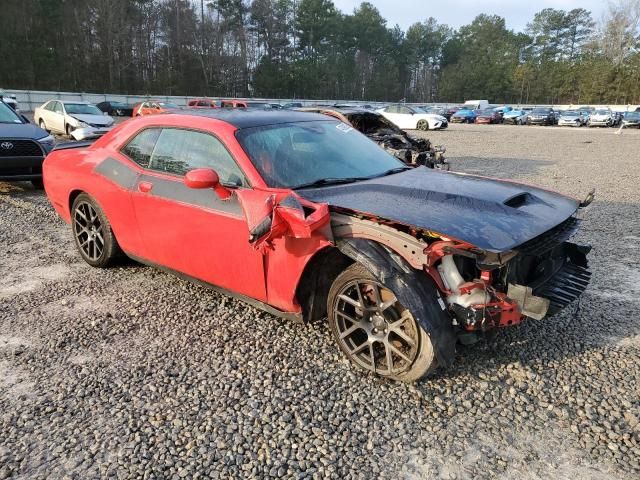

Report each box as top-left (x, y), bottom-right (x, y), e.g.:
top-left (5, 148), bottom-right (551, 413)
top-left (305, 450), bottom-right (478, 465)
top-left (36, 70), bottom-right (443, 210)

top-left (95, 157), bottom-right (243, 217)
top-left (95, 157), bottom-right (139, 190)
top-left (139, 173), bottom-right (243, 217)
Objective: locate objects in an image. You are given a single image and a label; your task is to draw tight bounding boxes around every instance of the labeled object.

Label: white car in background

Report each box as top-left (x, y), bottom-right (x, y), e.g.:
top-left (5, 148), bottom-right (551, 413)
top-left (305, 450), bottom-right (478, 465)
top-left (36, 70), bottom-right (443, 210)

top-left (0, 90), bottom-right (19, 112)
top-left (377, 104), bottom-right (448, 130)
top-left (587, 109), bottom-right (613, 127)
top-left (34, 100), bottom-right (115, 140)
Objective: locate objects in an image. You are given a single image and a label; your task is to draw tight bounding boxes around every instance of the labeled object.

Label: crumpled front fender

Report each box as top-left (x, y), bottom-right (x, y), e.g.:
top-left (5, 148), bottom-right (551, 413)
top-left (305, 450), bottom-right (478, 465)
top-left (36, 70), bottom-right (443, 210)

top-left (336, 237), bottom-right (457, 367)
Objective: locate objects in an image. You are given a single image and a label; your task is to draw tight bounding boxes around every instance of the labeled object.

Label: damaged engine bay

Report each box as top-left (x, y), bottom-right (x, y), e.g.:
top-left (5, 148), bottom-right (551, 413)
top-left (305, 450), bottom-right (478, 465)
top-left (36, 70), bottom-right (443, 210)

top-left (299, 107), bottom-right (449, 170)
top-left (331, 210), bottom-right (591, 341)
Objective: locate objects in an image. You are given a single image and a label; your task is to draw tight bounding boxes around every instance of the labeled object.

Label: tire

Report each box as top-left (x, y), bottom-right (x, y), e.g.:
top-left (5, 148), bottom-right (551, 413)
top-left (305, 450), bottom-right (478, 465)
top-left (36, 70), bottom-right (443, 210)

top-left (327, 263), bottom-right (436, 382)
top-left (71, 193), bottom-right (121, 267)
top-left (66, 123), bottom-right (74, 138)
top-left (39, 119), bottom-right (48, 133)
top-left (416, 119), bottom-right (429, 131)
top-left (31, 179), bottom-right (44, 189)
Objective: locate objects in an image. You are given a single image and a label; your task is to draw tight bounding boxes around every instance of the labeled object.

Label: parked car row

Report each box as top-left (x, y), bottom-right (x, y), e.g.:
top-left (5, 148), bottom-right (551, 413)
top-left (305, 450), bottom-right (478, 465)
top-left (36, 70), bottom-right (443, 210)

top-left (430, 103), bottom-right (636, 128)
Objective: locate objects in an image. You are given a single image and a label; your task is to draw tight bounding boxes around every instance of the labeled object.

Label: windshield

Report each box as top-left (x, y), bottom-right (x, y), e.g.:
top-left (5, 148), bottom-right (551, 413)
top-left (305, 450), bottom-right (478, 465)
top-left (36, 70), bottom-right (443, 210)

top-left (594, 109), bottom-right (610, 115)
top-left (236, 120), bottom-right (406, 188)
top-left (0, 101), bottom-right (22, 123)
top-left (478, 109), bottom-right (494, 115)
top-left (532, 108), bottom-right (551, 114)
top-left (111, 102), bottom-right (129, 108)
top-left (625, 112), bottom-right (640, 119)
top-left (65, 103), bottom-right (102, 115)
top-left (562, 111), bottom-right (579, 116)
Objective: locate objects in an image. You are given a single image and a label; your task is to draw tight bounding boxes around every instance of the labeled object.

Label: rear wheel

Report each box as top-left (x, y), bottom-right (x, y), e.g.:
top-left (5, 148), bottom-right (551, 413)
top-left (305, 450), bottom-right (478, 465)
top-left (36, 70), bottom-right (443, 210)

top-left (71, 193), bottom-right (121, 267)
top-left (327, 263), bottom-right (436, 382)
top-left (416, 119), bottom-right (429, 131)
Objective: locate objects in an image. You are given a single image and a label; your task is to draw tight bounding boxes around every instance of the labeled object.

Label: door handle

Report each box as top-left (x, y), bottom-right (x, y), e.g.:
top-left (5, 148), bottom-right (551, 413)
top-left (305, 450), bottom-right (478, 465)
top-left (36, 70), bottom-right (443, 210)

top-left (138, 181), bottom-right (153, 193)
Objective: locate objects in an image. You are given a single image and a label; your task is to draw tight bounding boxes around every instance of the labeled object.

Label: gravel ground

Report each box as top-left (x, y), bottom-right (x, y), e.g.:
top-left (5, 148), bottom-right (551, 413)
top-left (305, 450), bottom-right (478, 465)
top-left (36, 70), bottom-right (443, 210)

top-left (1, 123), bottom-right (639, 479)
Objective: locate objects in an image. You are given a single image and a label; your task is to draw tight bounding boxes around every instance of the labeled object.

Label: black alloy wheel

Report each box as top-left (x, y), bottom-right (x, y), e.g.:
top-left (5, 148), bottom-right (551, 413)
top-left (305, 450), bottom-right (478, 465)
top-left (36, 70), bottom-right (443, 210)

top-left (71, 193), bottom-right (121, 267)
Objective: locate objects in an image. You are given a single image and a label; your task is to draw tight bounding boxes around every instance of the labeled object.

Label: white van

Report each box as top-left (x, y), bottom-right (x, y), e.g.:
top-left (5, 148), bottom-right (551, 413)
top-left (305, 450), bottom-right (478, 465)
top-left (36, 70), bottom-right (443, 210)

top-left (463, 100), bottom-right (489, 110)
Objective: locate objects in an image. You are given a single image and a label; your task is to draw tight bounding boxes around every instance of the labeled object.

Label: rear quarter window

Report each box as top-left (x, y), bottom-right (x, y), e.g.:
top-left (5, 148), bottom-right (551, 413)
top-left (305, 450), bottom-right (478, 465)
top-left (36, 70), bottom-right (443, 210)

top-left (121, 128), bottom-right (162, 168)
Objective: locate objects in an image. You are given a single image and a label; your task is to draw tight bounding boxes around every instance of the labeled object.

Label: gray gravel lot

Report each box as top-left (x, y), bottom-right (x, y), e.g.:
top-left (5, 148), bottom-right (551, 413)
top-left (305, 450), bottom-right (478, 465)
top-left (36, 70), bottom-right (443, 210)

top-left (1, 123), bottom-right (639, 479)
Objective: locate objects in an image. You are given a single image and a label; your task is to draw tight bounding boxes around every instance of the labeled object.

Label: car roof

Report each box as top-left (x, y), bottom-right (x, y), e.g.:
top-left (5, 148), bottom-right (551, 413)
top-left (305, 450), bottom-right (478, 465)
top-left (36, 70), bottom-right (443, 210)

top-left (301, 106), bottom-right (374, 116)
top-left (165, 109), bottom-right (333, 129)
top-left (61, 101), bottom-right (92, 105)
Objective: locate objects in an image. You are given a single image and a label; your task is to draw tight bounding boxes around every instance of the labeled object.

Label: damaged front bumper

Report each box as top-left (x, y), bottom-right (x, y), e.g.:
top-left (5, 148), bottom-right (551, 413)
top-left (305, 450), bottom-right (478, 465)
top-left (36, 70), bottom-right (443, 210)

top-left (71, 125), bottom-right (114, 141)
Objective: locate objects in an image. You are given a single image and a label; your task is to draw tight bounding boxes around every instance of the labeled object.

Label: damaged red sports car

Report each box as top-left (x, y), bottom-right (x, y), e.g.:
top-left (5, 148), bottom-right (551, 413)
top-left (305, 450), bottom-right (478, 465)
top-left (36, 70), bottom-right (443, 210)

top-left (43, 110), bottom-right (592, 382)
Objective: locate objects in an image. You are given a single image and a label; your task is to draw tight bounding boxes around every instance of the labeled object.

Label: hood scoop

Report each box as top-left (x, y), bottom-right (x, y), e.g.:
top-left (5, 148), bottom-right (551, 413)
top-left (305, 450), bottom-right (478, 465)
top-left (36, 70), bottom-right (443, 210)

top-left (504, 192), bottom-right (534, 209)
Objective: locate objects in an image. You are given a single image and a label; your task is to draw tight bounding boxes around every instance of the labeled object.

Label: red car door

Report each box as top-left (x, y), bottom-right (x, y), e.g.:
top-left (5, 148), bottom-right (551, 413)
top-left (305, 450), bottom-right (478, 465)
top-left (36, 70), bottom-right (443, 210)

top-left (126, 127), bottom-right (267, 301)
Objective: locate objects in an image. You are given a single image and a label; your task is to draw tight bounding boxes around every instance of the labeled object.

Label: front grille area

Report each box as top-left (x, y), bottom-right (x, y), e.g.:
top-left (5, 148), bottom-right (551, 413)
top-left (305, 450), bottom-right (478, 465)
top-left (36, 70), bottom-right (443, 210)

top-left (0, 165), bottom-right (42, 176)
top-left (0, 139), bottom-right (43, 158)
top-left (534, 259), bottom-right (591, 315)
top-left (517, 216), bottom-right (581, 255)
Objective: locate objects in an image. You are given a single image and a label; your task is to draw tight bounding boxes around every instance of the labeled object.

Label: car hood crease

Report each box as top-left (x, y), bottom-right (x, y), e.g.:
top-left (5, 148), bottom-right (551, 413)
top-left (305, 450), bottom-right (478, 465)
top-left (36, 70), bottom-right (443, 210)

top-left (0, 123), bottom-right (48, 139)
top-left (297, 167), bottom-right (580, 253)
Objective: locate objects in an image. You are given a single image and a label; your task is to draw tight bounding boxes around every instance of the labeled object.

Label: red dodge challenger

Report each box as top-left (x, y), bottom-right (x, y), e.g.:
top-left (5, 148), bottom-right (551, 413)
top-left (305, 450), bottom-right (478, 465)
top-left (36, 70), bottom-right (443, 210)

top-left (44, 110), bottom-right (592, 381)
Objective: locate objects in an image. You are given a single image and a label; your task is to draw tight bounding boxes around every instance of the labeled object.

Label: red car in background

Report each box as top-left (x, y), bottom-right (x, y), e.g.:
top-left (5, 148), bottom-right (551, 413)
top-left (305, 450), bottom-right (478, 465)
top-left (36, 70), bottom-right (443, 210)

top-left (475, 109), bottom-right (502, 124)
top-left (133, 100), bottom-right (180, 116)
top-left (188, 99), bottom-right (220, 109)
top-left (43, 110), bottom-right (591, 382)
top-left (221, 100), bottom-right (272, 109)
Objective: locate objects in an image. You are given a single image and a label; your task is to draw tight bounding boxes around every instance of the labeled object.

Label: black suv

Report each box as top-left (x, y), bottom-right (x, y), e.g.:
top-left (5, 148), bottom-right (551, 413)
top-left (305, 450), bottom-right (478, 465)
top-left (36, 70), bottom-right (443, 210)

top-left (0, 100), bottom-right (55, 187)
top-left (526, 107), bottom-right (557, 126)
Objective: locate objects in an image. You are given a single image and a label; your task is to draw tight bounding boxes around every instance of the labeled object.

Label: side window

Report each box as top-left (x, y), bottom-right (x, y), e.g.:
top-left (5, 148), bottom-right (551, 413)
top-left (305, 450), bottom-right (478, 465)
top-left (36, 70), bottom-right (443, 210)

top-left (53, 102), bottom-right (63, 113)
top-left (399, 106), bottom-right (412, 114)
top-left (386, 105), bottom-right (398, 114)
top-left (222, 102), bottom-right (233, 108)
top-left (121, 128), bottom-right (162, 168)
top-left (149, 129), bottom-right (247, 186)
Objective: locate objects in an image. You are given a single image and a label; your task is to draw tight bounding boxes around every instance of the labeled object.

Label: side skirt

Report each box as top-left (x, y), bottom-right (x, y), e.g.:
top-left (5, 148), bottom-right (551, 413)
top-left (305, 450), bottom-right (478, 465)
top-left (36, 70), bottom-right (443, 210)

top-left (126, 253), bottom-right (303, 324)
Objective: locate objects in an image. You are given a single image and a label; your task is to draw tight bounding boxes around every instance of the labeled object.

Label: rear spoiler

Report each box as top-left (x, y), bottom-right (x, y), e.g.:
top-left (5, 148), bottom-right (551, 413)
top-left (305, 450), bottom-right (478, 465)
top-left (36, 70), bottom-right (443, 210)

top-left (52, 140), bottom-right (96, 151)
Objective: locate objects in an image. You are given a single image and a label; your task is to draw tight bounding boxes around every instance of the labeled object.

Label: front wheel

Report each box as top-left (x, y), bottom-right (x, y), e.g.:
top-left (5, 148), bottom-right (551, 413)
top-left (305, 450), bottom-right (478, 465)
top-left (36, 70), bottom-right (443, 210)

top-left (71, 193), bottom-right (121, 267)
top-left (327, 263), bottom-right (436, 382)
top-left (66, 123), bottom-right (75, 138)
top-left (416, 119), bottom-right (429, 131)
top-left (39, 119), bottom-right (48, 132)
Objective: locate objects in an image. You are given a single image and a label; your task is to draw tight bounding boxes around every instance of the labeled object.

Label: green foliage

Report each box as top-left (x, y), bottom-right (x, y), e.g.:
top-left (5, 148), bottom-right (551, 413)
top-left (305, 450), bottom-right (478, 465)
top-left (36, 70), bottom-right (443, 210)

top-left (0, 0), bottom-right (638, 104)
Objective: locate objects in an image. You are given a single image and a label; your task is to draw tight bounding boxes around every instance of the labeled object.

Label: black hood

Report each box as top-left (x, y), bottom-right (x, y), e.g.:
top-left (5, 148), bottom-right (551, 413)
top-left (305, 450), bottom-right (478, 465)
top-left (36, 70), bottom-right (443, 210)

top-left (298, 167), bottom-right (580, 253)
top-left (0, 122), bottom-right (49, 140)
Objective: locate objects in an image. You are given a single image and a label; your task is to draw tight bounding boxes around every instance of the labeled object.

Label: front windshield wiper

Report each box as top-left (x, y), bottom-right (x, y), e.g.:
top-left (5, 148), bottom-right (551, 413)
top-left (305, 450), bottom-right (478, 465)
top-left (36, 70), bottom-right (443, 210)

top-left (292, 177), bottom-right (370, 190)
top-left (370, 166), bottom-right (412, 178)
top-left (292, 167), bottom-right (412, 190)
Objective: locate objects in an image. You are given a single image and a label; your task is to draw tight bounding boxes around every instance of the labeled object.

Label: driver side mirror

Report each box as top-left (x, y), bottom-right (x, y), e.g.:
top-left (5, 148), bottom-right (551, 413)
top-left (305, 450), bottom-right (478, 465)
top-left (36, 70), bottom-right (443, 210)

top-left (184, 168), bottom-right (231, 200)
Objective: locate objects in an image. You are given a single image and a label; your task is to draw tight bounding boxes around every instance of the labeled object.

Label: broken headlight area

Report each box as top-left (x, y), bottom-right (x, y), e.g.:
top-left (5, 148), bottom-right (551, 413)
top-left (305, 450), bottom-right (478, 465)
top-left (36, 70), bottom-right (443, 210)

top-left (423, 237), bottom-right (591, 332)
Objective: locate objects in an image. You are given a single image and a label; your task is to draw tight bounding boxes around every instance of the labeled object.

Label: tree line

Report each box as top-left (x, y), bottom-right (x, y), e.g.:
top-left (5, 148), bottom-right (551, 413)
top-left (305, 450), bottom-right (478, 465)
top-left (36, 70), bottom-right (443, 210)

top-left (1, 0), bottom-right (639, 104)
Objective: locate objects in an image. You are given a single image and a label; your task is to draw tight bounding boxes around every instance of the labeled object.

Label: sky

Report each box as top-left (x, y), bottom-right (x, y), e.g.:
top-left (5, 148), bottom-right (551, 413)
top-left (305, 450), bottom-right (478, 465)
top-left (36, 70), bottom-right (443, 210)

top-left (332, 0), bottom-right (608, 31)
